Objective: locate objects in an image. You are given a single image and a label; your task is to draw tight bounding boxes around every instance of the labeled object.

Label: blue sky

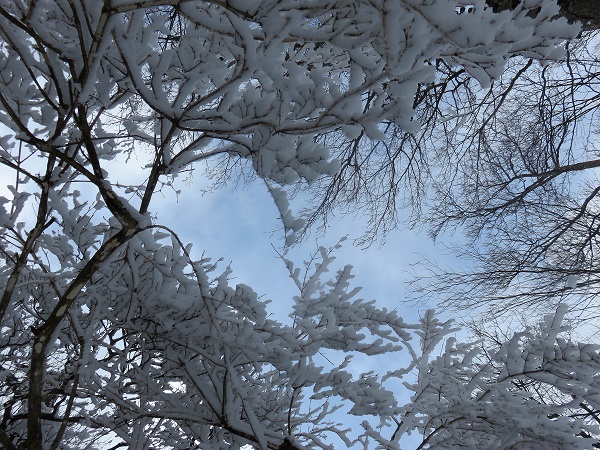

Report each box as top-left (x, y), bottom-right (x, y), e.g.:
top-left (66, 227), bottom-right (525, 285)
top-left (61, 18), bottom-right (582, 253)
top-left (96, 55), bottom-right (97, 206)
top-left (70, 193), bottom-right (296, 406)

top-left (151, 166), bottom-right (448, 326)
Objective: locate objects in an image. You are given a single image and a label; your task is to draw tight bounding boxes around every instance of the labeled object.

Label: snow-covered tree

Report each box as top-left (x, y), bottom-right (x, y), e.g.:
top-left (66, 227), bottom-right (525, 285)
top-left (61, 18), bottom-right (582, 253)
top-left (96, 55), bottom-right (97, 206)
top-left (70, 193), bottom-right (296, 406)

top-left (387, 305), bottom-right (600, 449)
top-left (0, 0), bottom-right (597, 449)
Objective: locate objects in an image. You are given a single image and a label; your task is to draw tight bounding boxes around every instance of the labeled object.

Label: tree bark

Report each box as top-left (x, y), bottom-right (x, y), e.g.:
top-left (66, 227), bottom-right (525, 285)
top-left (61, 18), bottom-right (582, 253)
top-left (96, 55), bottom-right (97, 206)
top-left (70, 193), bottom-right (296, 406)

top-left (486, 0), bottom-right (600, 30)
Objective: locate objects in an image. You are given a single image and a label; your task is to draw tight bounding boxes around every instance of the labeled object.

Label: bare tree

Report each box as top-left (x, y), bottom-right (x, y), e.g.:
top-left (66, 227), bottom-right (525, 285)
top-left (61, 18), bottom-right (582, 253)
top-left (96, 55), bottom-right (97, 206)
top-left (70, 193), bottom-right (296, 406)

top-left (408, 32), bottom-right (600, 325)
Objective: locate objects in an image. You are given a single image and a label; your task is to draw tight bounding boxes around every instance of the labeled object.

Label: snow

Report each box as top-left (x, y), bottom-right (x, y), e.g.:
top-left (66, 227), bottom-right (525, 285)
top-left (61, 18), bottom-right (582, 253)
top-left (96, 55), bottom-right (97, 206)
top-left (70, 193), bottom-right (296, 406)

top-left (0, 0), bottom-right (592, 448)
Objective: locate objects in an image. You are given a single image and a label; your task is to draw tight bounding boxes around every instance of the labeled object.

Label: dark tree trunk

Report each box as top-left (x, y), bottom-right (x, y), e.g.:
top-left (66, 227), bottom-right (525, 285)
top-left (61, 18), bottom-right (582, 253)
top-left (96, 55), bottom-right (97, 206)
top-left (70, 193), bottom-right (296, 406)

top-left (486, 0), bottom-right (600, 30)
top-left (559, 0), bottom-right (600, 29)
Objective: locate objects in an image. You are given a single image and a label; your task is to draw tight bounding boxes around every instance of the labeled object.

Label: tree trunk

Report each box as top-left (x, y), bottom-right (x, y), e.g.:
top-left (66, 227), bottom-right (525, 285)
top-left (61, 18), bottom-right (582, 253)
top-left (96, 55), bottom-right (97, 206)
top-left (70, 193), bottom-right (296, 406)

top-left (486, 0), bottom-right (600, 30)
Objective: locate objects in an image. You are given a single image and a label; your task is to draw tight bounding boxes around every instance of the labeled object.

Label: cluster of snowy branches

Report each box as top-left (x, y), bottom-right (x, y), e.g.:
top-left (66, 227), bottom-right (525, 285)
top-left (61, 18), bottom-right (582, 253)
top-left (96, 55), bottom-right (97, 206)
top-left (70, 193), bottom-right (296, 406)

top-left (0, 0), bottom-right (598, 448)
top-left (4, 229), bottom-right (600, 449)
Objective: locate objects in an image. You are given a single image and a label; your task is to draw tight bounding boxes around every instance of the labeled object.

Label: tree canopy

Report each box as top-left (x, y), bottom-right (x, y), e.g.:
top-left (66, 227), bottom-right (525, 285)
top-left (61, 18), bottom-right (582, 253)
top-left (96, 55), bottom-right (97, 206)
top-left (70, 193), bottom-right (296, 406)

top-left (400, 30), bottom-right (600, 324)
top-left (0, 1), bottom-right (599, 449)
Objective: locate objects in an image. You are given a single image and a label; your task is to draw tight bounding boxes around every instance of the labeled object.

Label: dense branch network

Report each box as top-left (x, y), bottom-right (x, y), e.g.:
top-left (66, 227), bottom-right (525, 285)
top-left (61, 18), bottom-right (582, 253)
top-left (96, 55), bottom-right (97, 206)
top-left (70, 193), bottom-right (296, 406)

top-left (0, 1), bottom-right (597, 449)
top-left (407, 32), bottom-right (600, 323)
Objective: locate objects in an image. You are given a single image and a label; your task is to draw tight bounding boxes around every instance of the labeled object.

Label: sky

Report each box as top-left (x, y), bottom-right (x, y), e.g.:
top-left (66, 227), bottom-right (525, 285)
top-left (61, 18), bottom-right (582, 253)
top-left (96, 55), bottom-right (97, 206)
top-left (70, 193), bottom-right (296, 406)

top-left (149, 162), bottom-right (449, 326)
